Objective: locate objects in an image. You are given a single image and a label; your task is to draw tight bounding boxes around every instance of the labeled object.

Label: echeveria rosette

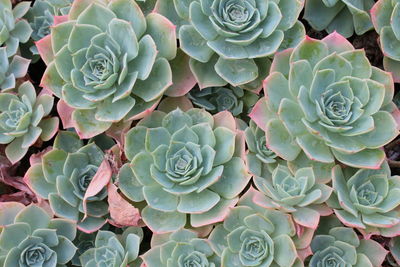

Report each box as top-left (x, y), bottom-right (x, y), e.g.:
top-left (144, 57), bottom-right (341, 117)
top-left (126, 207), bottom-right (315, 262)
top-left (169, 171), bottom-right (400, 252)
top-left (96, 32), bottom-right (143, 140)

top-left (0, 202), bottom-right (77, 267)
top-left (0, 47), bottom-right (30, 91)
top-left (0, 81), bottom-right (58, 164)
top-left (0, 0), bottom-right (32, 57)
top-left (188, 85), bottom-right (259, 117)
top-left (155, 0), bottom-right (304, 90)
top-left (309, 226), bottom-right (388, 267)
top-left (71, 232), bottom-right (95, 266)
top-left (250, 32), bottom-right (399, 169)
top-left (252, 164), bottom-right (333, 230)
top-left (142, 229), bottom-right (220, 267)
top-left (244, 119), bottom-right (279, 178)
top-left (371, 0), bottom-right (400, 83)
top-left (208, 189), bottom-right (304, 267)
top-left (304, 0), bottom-right (374, 38)
top-left (328, 161), bottom-right (400, 237)
top-left (80, 227), bottom-right (143, 267)
top-left (37, 0), bottom-right (177, 138)
top-left (22, 0), bottom-right (73, 60)
top-left (245, 119), bottom-right (335, 187)
top-left (25, 131), bottom-right (111, 233)
top-left (119, 108), bottom-right (251, 233)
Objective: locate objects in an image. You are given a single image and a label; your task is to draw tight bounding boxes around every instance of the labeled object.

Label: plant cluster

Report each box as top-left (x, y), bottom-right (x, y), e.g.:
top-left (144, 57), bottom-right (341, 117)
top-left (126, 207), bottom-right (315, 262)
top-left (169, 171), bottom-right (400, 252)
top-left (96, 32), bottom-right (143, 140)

top-left (0, 0), bottom-right (400, 266)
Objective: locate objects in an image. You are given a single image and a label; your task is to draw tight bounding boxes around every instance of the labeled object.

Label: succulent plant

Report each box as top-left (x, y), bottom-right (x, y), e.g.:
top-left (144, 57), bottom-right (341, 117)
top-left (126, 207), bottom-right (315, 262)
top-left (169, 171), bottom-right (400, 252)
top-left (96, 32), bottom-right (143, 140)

top-left (135, 0), bottom-right (156, 15)
top-left (0, 81), bottom-right (58, 164)
top-left (208, 188), bottom-right (304, 267)
top-left (142, 228), bottom-right (220, 266)
top-left (25, 131), bottom-right (111, 233)
top-left (309, 226), bottom-right (387, 266)
top-left (47, 0), bottom-right (73, 14)
top-left (250, 32), bottom-right (399, 169)
top-left (0, 202), bottom-right (77, 267)
top-left (0, 0), bottom-right (32, 57)
top-left (27, 0), bottom-right (71, 41)
top-left (252, 164), bottom-right (332, 229)
top-left (119, 108), bottom-right (250, 233)
top-left (0, 47), bottom-right (30, 91)
top-left (37, 0), bottom-right (177, 138)
top-left (244, 120), bottom-right (279, 177)
top-left (71, 232), bottom-right (96, 266)
top-left (188, 85), bottom-right (259, 117)
top-left (371, 0), bottom-right (400, 83)
top-left (155, 0), bottom-right (304, 90)
top-left (245, 119), bottom-right (336, 187)
top-left (304, 0), bottom-right (374, 38)
top-left (328, 161), bottom-right (400, 237)
top-left (389, 236), bottom-right (400, 266)
top-left (22, 0), bottom-right (73, 60)
top-left (79, 227), bottom-right (143, 267)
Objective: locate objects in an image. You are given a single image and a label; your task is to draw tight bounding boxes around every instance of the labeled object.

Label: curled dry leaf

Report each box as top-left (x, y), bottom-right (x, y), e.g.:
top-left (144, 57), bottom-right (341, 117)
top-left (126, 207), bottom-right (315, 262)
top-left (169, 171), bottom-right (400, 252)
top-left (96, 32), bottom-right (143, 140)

top-left (107, 183), bottom-right (141, 227)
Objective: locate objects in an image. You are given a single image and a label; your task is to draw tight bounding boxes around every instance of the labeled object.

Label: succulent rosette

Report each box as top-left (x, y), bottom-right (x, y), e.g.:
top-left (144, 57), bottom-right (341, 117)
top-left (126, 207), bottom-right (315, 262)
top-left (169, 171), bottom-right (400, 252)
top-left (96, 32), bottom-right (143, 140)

top-left (328, 161), bottom-right (400, 237)
top-left (79, 227), bottom-right (143, 267)
top-left (28, 0), bottom-right (72, 39)
top-left (304, 0), bottom-right (374, 38)
top-left (22, 0), bottom-right (72, 59)
top-left (37, 0), bottom-right (178, 138)
top-left (0, 81), bottom-right (58, 164)
top-left (155, 0), bottom-right (304, 90)
top-left (252, 164), bottom-right (333, 230)
top-left (0, 0), bottom-right (32, 57)
top-left (244, 120), bottom-right (279, 177)
top-left (208, 189), bottom-right (305, 267)
top-left (245, 120), bottom-right (336, 187)
top-left (309, 226), bottom-right (387, 267)
top-left (188, 85), bottom-right (258, 117)
top-left (0, 202), bottom-right (77, 267)
top-left (142, 228), bottom-right (220, 266)
top-left (371, 0), bottom-right (400, 83)
top-left (71, 232), bottom-right (96, 266)
top-left (250, 32), bottom-right (399, 169)
top-left (25, 131), bottom-right (112, 233)
top-left (119, 108), bottom-right (251, 233)
top-left (0, 47), bottom-right (30, 91)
